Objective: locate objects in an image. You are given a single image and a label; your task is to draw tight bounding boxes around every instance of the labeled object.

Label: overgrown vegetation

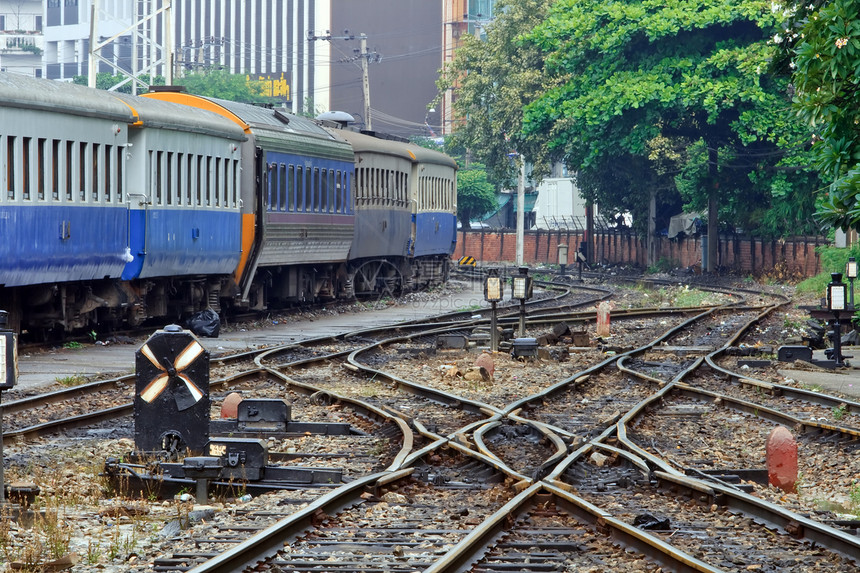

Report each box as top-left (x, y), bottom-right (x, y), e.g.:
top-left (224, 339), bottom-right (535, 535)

top-left (796, 245), bottom-right (860, 294)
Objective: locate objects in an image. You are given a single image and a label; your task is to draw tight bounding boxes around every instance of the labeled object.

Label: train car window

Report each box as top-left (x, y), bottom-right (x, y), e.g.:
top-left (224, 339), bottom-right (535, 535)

top-left (21, 137), bottom-right (31, 201)
top-left (320, 168), bottom-right (328, 212)
top-left (79, 142), bottom-right (87, 201)
top-left (5, 136), bottom-right (14, 201)
top-left (383, 170), bottom-right (389, 206)
top-left (334, 171), bottom-right (342, 213)
top-left (311, 167), bottom-right (319, 212)
top-left (155, 150), bottom-right (164, 206)
top-left (51, 140), bottom-right (60, 201)
top-left (36, 138), bottom-right (46, 201)
top-left (215, 157), bottom-right (223, 207)
top-left (295, 166), bottom-right (304, 211)
top-left (371, 169), bottom-right (382, 205)
top-left (305, 167), bottom-right (312, 211)
top-left (166, 151), bottom-right (174, 206)
top-left (104, 145), bottom-right (112, 202)
top-left (206, 156), bottom-right (213, 207)
top-left (276, 163), bottom-right (286, 211)
top-left (287, 165), bottom-right (295, 211)
top-left (195, 156), bottom-right (202, 206)
top-left (65, 141), bottom-right (73, 202)
top-left (92, 143), bottom-right (102, 203)
top-left (222, 157), bottom-right (229, 208)
top-left (185, 155), bottom-right (193, 206)
top-left (175, 153), bottom-right (183, 206)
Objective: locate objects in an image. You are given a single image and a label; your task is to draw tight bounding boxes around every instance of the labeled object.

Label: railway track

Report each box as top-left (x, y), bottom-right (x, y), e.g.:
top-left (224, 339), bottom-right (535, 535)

top-left (4, 275), bottom-right (860, 572)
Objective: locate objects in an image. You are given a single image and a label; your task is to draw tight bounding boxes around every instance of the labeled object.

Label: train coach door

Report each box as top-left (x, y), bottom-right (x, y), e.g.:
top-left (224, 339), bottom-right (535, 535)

top-left (121, 186), bottom-right (149, 280)
top-left (236, 146), bottom-right (266, 305)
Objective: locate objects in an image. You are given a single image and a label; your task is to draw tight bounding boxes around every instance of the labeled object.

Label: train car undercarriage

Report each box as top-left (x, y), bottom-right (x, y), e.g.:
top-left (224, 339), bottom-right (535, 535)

top-left (3, 256), bottom-right (452, 340)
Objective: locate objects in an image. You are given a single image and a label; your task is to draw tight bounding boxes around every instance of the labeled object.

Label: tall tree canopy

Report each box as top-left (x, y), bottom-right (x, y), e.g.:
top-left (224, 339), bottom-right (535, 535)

top-left (438, 0), bottom-right (556, 186)
top-left (787, 0), bottom-right (860, 230)
top-left (456, 164), bottom-right (498, 228)
top-left (177, 70), bottom-right (266, 103)
top-left (521, 0), bottom-right (820, 237)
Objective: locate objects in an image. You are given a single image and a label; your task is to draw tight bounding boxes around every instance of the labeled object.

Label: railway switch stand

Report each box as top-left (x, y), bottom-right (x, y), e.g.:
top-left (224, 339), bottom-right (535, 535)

top-left (134, 325), bottom-right (211, 457)
top-left (512, 266), bottom-right (533, 338)
top-left (826, 273), bottom-right (848, 367)
top-left (485, 268), bottom-right (503, 352)
top-left (558, 244), bottom-right (568, 276)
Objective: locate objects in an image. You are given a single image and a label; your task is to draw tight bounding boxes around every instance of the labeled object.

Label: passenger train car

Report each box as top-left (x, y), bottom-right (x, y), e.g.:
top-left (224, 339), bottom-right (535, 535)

top-left (0, 73), bottom-right (457, 337)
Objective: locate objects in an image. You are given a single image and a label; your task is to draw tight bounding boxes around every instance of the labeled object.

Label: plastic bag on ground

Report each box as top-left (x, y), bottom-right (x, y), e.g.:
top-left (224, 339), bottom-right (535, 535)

top-left (187, 309), bottom-right (221, 338)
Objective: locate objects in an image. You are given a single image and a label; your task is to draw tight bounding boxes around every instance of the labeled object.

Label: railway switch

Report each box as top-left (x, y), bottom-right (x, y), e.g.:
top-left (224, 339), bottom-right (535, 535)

top-left (206, 437), bottom-right (268, 480)
top-left (512, 338), bottom-right (539, 358)
top-left (777, 346), bottom-right (812, 363)
top-left (134, 325), bottom-right (211, 457)
top-left (437, 334), bottom-right (468, 349)
top-left (238, 399), bottom-right (291, 431)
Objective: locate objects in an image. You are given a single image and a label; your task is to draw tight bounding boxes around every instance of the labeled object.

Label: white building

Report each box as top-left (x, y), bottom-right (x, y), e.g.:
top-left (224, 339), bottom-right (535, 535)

top-left (0, 0), bottom-right (44, 77)
top-left (42, 0), bottom-right (330, 114)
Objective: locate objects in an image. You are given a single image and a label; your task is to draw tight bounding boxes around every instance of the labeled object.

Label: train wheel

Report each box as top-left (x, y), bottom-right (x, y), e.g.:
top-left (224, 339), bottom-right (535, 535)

top-left (352, 260), bottom-right (402, 298)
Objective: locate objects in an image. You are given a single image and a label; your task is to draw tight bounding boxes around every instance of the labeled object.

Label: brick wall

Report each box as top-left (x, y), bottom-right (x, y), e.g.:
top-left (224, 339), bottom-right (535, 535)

top-left (454, 229), bottom-right (827, 277)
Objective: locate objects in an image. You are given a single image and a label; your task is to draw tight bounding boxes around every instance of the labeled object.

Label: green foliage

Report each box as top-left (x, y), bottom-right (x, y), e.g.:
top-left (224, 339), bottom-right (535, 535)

top-left (73, 73), bottom-right (165, 93)
top-left (521, 0), bottom-right (820, 238)
top-left (832, 403), bottom-right (847, 421)
top-left (646, 257), bottom-right (680, 274)
top-left (796, 244), bottom-right (860, 293)
top-left (56, 373), bottom-right (88, 386)
top-left (176, 69), bottom-right (267, 103)
top-left (438, 0), bottom-right (556, 185)
top-left (457, 164), bottom-right (497, 226)
top-left (786, 0), bottom-right (860, 230)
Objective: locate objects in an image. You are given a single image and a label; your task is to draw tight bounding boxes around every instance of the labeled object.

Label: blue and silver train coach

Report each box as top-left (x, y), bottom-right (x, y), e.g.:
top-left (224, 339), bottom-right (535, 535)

top-left (0, 73), bottom-right (458, 338)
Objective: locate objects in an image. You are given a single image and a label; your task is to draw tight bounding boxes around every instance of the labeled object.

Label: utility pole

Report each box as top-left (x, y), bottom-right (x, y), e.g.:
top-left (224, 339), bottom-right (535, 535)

top-left (308, 30), bottom-right (379, 131)
top-left (360, 33), bottom-right (371, 131)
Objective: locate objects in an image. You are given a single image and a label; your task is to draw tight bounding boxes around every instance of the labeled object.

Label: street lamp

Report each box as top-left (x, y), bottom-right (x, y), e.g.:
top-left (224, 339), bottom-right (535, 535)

top-left (846, 257), bottom-right (857, 308)
top-left (827, 272), bottom-right (847, 366)
top-left (511, 266), bottom-right (533, 337)
top-left (484, 268), bottom-right (503, 352)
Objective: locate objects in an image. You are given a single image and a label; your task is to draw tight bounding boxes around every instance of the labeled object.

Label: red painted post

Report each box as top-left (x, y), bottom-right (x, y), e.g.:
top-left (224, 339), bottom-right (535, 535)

top-left (766, 426), bottom-right (798, 493)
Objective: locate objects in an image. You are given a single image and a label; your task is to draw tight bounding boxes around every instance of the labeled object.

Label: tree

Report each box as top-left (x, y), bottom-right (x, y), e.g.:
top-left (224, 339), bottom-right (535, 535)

top-left (73, 73), bottom-right (165, 93)
top-left (176, 69), bottom-right (267, 103)
top-left (438, 0), bottom-right (557, 186)
top-left (457, 164), bottom-right (497, 229)
top-left (522, 0), bottom-right (820, 238)
top-left (787, 0), bottom-right (860, 230)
